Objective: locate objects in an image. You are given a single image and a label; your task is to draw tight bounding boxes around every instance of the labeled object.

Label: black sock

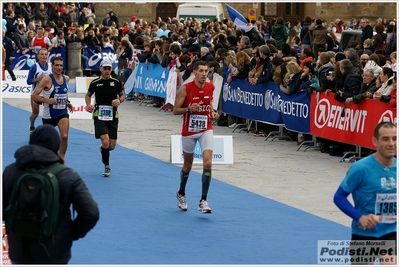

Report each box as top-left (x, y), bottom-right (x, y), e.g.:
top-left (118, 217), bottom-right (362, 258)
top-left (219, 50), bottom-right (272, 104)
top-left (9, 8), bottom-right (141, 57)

top-left (100, 146), bottom-right (110, 166)
top-left (178, 170), bottom-right (190, 196)
top-left (201, 169), bottom-right (211, 200)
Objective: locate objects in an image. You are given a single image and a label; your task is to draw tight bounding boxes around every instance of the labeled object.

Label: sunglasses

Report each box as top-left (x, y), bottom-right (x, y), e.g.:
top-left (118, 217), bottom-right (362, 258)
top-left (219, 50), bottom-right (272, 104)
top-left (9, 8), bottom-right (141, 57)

top-left (103, 66), bottom-right (112, 70)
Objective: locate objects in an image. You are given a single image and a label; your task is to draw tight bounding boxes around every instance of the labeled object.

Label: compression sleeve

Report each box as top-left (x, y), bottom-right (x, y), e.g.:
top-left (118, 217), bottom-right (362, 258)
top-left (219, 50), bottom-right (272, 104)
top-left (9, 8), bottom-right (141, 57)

top-left (333, 186), bottom-right (363, 221)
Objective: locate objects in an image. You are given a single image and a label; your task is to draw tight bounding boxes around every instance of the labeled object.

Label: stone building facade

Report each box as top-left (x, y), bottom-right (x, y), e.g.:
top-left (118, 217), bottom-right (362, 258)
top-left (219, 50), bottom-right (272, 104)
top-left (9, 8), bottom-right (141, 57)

top-left (94, 2), bottom-right (396, 26)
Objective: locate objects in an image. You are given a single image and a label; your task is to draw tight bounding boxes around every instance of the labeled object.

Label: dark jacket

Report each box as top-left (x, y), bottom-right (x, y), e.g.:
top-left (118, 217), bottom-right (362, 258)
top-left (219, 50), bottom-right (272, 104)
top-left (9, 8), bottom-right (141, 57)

top-left (3, 145), bottom-right (99, 264)
top-left (78, 11), bottom-right (87, 26)
top-left (110, 14), bottom-right (119, 28)
top-left (2, 35), bottom-right (15, 64)
top-left (13, 29), bottom-right (31, 52)
top-left (34, 8), bottom-right (48, 24)
top-left (5, 17), bottom-right (17, 40)
top-left (316, 62), bottom-right (334, 92)
top-left (352, 78), bottom-right (377, 104)
top-left (257, 56), bottom-right (273, 84)
top-left (200, 52), bottom-right (215, 63)
top-left (61, 13), bottom-right (72, 26)
top-left (271, 23), bottom-right (288, 50)
top-left (288, 70), bottom-right (306, 94)
top-left (361, 25), bottom-right (374, 48)
top-left (300, 22), bottom-right (312, 45)
top-left (334, 66), bottom-right (363, 102)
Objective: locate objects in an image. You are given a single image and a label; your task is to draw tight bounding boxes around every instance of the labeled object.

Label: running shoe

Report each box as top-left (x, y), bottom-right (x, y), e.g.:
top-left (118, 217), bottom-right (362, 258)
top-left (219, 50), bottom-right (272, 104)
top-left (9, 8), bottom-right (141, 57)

top-left (228, 123), bottom-right (237, 128)
top-left (176, 191), bottom-right (188, 211)
top-left (29, 126), bottom-right (35, 134)
top-left (198, 200), bottom-right (212, 213)
top-left (102, 165), bottom-right (111, 177)
top-left (253, 130), bottom-right (265, 137)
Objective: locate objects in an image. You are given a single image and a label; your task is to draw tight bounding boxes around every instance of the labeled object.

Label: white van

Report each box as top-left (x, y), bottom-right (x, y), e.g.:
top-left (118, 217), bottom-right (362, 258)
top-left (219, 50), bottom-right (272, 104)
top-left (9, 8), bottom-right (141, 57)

top-left (176, 3), bottom-right (224, 22)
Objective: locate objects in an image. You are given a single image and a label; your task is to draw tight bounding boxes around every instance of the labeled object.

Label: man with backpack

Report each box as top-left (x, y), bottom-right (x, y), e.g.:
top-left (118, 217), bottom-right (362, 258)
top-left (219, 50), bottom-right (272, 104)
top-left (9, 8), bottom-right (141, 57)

top-left (2, 124), bottom-right (99, 264)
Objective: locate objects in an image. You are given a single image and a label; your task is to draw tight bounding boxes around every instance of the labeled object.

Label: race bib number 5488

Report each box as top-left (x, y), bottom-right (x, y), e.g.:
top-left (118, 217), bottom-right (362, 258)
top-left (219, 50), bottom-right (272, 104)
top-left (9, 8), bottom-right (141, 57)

top-left (188, 114), bottom-right (207, 132)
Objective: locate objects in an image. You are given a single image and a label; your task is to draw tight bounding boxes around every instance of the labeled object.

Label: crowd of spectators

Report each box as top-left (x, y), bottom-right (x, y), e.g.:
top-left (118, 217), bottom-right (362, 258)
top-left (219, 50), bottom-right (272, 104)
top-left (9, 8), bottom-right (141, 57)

top-left (2, 3), bottom-right (397, 157)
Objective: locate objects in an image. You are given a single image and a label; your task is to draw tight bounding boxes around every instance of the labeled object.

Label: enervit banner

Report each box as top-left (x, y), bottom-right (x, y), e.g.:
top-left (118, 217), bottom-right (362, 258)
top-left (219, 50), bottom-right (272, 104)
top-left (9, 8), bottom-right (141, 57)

top-left (310, 93), bottom-right (396, 149)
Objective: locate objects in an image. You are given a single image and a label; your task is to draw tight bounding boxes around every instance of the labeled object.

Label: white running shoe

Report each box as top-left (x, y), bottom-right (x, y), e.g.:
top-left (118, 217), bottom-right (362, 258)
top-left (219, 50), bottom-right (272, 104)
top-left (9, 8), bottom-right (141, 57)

top-left (176, 191), bottom-right (188, 211)
top-left (228, 123), bottom-right (237, 128)
top-left (198, 200), bottom-right (212, 213)
top-left (102, 165), bottom-right (111, 177)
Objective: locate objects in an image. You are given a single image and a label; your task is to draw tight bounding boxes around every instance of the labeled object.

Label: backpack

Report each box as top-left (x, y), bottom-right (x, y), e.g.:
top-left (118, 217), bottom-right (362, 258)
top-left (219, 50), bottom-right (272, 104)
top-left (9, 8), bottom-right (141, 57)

top-left (251, 27), bottom-right (264, 42)
top-left (5, 164), bottom-right (66, 239)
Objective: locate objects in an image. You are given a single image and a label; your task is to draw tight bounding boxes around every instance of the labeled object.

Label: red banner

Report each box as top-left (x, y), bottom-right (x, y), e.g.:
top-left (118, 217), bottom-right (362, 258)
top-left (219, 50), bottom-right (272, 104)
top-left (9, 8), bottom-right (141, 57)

top-left (310, 93), bottom-right (396, 149)
top-left (2, 225), bottom-right (11, 265)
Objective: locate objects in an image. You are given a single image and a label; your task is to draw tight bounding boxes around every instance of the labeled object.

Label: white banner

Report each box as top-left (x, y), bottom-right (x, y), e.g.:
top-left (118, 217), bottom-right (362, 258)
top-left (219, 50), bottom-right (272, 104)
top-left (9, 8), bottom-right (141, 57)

top-left (2, 70), bottom-right (31, 99)
top-left (75, 77), bottom-right (97, 93)
top-left (68, 97), bottom-right (94, 120)
top-left (170, 135), bottom-right (234, 164)
top-left (212, 73), bottom-right (223, 110)
top-left (165, 66), bottom-right (177, 105)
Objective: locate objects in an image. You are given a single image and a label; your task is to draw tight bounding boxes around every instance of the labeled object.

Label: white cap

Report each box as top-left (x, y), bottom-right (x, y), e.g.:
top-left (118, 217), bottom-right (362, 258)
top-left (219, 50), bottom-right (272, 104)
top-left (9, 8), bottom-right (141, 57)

top-left (100, 59), bottom-right (113, 67)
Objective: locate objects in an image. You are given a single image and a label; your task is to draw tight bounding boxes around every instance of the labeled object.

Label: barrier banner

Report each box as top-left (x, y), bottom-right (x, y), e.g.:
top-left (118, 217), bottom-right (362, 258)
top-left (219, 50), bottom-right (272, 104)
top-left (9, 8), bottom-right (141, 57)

top-left (11, 48), bottom-right (67, 70)
top-left (222, 78), bottom-right (284, 125)
top-left (310, 93), bottom-right (396, 149)
top-left (279, 91), bottom-right (311, 134)
top-left (2, 70), bottom-right (31, 99)
top-left (2, 224), bottom-right (11, 265)
top-left (85, 46), bottom-right (118, 70)
top-left (48, 47), bottom-right (67, 70)
top-left (133, 62), bottom-right (168, 98)
top-left (165, 66), bottom-right (178, 105)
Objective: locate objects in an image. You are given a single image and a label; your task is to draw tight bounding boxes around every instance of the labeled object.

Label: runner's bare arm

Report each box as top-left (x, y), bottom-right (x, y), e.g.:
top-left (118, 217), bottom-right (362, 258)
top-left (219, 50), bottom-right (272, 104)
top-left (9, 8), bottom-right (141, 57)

top-left (173, 85), bottom-right (188, 115)
top-left (31, 76), bottom-right (56, 104)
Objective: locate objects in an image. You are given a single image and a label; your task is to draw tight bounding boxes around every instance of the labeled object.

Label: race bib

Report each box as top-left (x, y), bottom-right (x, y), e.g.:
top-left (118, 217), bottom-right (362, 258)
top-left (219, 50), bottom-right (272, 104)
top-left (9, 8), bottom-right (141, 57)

top-left (188, 114), bottom-right (207, 132)
top-left (375, 193), bottom-right (397, 224)
top-left (98, 105), bottom-right (113, 121)
top-left (53, 94), bottom-right (67, 109)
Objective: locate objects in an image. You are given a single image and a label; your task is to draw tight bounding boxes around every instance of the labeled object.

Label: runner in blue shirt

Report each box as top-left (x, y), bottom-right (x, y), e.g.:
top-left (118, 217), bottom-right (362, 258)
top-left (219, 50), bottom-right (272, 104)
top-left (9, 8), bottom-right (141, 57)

top-left (334, 121), bottom-right (397, 265)
top-left (31, 56), bottom-right (73, 157)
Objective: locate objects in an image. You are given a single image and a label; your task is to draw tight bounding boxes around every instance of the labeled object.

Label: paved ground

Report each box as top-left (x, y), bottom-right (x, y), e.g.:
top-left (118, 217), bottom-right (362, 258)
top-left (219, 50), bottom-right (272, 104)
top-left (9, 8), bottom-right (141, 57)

top-left (3, 93), bottom-right (353, 227)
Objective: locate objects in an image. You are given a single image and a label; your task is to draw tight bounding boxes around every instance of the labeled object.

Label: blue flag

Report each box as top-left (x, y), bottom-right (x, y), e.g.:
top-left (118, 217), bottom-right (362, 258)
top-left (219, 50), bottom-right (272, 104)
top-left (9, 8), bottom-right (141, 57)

top-left (226, 4), bottom-right (254, 32)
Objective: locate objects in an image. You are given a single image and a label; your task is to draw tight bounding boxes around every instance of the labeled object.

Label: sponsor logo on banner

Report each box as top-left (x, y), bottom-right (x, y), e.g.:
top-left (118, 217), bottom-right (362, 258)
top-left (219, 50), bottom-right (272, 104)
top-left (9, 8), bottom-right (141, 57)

top-left (2, 225), bottom-right (11, 265)
top-left (222, 82), bottom-right (264, 107)
top-left (314, 98), bottom-right (367, 133)
top-left (310, 93), bottom-right (396, 149)
top-left (11, 48), bottom-right (67, 70)
top-left (69, 97), bottom-right (94, 120)
top-left (85, 46), bottom-right (118, 69)
top-left (2, 70), bottom-right (32, 98)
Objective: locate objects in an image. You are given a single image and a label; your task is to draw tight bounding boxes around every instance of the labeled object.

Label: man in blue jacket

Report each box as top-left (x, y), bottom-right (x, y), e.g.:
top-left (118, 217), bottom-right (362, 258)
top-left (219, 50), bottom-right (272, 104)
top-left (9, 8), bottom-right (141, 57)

top-left (360, 17), bottom-right (374, 49)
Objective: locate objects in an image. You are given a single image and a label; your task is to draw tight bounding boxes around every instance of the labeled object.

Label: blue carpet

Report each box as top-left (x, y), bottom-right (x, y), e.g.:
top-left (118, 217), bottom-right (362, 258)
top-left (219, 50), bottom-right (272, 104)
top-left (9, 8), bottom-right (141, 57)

top-left (2, 102), bottom-right (350, 264)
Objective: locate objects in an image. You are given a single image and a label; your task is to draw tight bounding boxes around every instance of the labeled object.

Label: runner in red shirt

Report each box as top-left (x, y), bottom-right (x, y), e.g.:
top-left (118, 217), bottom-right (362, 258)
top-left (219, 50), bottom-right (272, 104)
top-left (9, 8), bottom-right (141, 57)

top-left (173, 60), bottom-right (219, 213)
